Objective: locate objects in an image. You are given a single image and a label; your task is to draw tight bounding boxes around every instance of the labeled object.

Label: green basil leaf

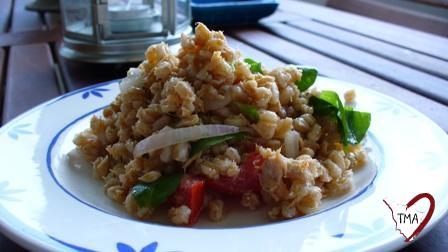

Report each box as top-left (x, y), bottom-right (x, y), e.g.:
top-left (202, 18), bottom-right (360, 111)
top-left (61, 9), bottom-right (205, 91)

top-left (190, 132), bottom-right (247, 157)
top-left (308, 90), bottom-right (343, 117)
top-left (339, 108), bottom-right (352, 145)
top-left (309, 96), bottom-right (339, 117)
top-left (319, 90), bottom-right (343, 109)
top-left (309, 90), bottom-right (370, 146)
top-left (244, 58), bottom-right (263, 74)
top-left (131, 173), bottom-right (182, 208)
top-left (295, 68), bottom-right (318, 92)
top-left (235, 102), bottom-right (260, 123)
top-left (345, 109), bottom-right (371, 145)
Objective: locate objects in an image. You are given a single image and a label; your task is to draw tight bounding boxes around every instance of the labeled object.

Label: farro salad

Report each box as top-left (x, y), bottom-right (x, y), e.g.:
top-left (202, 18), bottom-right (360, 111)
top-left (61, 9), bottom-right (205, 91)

top-left (73, 23), bottom-right (371, 226)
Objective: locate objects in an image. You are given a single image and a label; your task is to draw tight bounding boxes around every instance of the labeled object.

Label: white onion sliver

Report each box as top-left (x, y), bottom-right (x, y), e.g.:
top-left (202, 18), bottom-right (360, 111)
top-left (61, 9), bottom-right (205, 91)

top-left (284, 130), bottom-right (300, 158)
top-left (134, 125), bottom-right (240, 157)
top-left (119, 67), bottom-right (145, 93)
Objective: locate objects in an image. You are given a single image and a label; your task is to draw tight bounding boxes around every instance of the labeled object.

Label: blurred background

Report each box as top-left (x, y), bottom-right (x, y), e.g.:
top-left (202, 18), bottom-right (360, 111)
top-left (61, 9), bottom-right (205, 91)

top-left (8, 0), bottom-right (448, 66)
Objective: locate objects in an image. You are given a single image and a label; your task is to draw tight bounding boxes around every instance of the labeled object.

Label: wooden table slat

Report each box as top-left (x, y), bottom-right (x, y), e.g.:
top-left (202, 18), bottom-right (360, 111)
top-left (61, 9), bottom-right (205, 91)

top-left (279, 0), bottom-right (448, 61)
top-left (286, 19), bottom-right (448, 80)
top-left (0, 49), bottom-right (5, 125)
top-left (0, 29), bottom-right (60, 47)
top-left (0, 49), bottom-right (4, 78)
top-left (231, 28), bottom-right (448, 131)
top-left (328, 0), bottom-right (448, 37)
top-left (226, 36), bottom-right (286, 68)
top-left (10, 0), bottom-right (45, 32)
top-left (0, 0), bottom-right (13, 33)
top-left (259, 9), bottom-right (308, 23)
top-left (261, 22), bottom-right (448, 105)
top-left (2, 44), bottom-right (59, 123)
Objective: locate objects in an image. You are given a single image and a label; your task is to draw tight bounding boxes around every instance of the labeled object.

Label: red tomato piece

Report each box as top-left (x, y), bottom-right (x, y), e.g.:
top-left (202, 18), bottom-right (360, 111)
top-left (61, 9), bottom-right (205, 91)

top-left (171, 175), bottom-right (205, 225)
top-left (207, 152), bottom-right (264, 197)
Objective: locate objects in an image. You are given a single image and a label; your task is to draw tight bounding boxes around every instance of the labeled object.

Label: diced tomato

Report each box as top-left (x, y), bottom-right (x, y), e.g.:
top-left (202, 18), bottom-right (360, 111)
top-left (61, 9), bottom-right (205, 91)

top-left (171, 175), bottom-right (205, 225)
top-left (206, 152), bottom-right (264, 197)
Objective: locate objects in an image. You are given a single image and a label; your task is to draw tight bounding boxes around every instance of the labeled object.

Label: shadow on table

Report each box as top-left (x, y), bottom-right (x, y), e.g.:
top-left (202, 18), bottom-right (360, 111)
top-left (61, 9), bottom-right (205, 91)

top-left (0, 235), bottom-right (28, 252)
top-left (399, 214), bottom-right (448, 251)
top-left (59, 58), bottom-right (138, 91)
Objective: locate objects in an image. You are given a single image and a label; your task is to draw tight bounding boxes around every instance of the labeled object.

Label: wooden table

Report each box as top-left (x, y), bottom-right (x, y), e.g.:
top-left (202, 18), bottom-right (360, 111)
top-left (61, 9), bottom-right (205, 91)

top-left (1, 0), bottom-right (447, 251)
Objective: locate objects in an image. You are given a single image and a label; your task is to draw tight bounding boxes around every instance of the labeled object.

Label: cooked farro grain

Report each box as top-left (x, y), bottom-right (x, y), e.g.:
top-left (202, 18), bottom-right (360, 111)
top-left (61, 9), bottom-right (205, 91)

top-left (344, 89), bottom-right (356, 103)
top-left (138, 171), bottom-right (161, 183)
top-left (169, 205), bottom-right (191, 225)
top-left (73, 23), bottom-right (370, 226)
top-left (241, 191), bottom-right (261, 210)
top-left (208, 199), bottom-right (225, 222)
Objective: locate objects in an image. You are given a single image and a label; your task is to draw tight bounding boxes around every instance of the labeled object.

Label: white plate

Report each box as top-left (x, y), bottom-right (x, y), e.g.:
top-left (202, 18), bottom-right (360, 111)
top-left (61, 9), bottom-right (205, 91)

top-left (0, 77), bottom-right (447, 252)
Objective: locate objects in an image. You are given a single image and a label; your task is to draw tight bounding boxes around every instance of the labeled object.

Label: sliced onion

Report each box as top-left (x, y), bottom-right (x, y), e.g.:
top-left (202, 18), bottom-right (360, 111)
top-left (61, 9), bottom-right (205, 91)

top-left (284, 130), bottom-right (300, 158)
top-left (119, 67), bottom-right (145, 93)
top-left (134, 124), bottom-right (240, 157)
top-left (269, 82), bottom-right (280, 104)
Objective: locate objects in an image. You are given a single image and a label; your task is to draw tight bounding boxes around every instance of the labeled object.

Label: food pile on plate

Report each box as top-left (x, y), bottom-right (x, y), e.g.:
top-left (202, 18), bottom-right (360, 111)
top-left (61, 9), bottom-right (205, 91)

top-left (74, 23), bottom-right (371, 226)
